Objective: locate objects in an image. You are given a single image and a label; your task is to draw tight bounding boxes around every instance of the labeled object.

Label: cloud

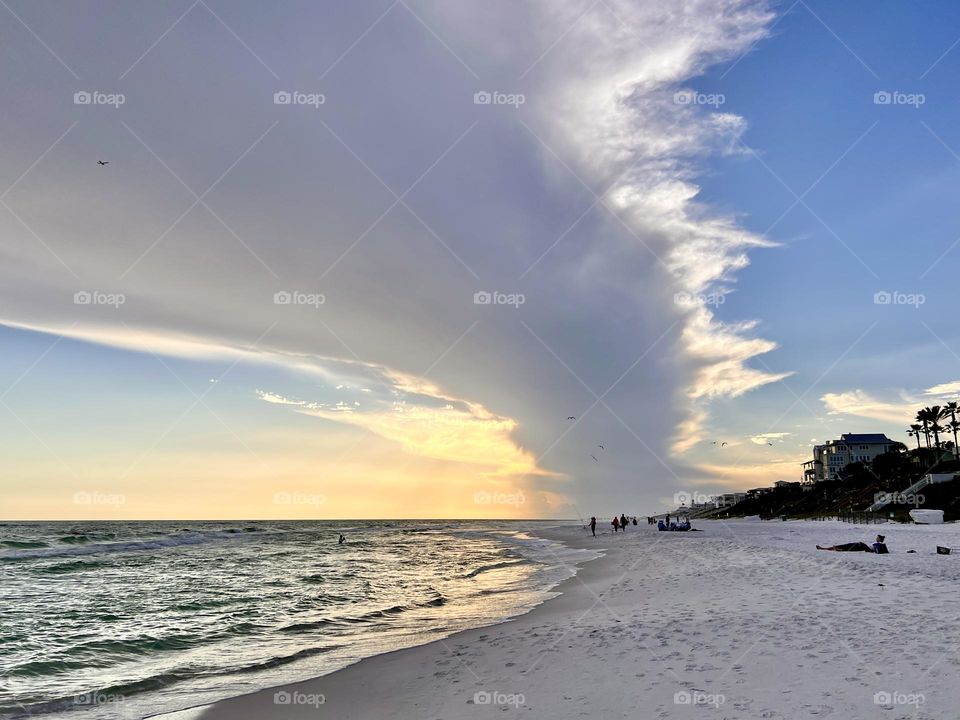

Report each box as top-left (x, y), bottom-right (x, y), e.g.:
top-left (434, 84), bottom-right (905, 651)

top-left (821, 390), bottom-right (914, 424)
top-left (821, 381), bottom-right (960, 425)
top-left (257, 386), bottom-right (551, 479)
top-left (519, 0), bottom-right (785, 452)
top-left (693, 455), bottom-right (808, 490)
top-left (750, 432), bottom-right (791, 445)
top-left (0, 0), bottom-right (785, 514)
top-left (924, 381), bottom-right (960, 398)
top-left (256, 390), bottom-right (307, 407)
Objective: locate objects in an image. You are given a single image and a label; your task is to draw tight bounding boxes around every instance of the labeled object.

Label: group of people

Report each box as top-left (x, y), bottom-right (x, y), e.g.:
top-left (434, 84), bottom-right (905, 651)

top-left (657, 516), bottom-right (691, 531)
top-left (586, 514), bottom-right (638, 536)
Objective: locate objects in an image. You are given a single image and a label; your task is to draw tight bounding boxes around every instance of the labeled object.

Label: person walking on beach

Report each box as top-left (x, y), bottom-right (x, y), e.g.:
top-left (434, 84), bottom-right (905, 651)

top-left (612, 516), bottom-right (620, 532)
top-left (620, 513), bottom-right (628, 530)
top-left (589, 516), bottom-right (597, 536)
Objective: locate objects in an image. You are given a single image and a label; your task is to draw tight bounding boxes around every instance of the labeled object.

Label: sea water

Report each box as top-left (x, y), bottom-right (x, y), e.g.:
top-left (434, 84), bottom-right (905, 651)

top-left (0, 520), bottom-right (594, 719)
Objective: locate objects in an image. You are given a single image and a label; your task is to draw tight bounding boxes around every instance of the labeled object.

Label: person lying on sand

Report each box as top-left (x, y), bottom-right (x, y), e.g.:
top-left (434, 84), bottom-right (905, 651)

top-left (817, 535), bottom-right (887, 553)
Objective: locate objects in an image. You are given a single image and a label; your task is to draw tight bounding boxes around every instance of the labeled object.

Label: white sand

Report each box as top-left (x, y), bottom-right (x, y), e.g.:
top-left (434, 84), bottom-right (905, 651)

top-left (181, 520), bottom-right (960, 719)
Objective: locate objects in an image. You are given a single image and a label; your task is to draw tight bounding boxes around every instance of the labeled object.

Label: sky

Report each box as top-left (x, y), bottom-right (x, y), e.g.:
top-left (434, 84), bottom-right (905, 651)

top-left (2, 0), bottom-right (960, 520)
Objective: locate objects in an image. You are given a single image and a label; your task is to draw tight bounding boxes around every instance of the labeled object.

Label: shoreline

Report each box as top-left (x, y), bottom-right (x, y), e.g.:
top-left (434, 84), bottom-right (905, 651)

top-left (152, 522), bottom-right (608, 720)
top-left (163, 519), bottom-right (960, 719)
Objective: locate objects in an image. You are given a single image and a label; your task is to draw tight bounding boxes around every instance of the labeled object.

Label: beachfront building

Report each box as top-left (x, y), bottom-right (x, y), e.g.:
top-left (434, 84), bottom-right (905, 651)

top-left (774, 480), bottom-right (800, 489)
top-left (802, 444), bottom-right (826, 483)
top-left (714, 492), bottom-right (747, 508)
top-left (802, 433), bottom-right (897, 482)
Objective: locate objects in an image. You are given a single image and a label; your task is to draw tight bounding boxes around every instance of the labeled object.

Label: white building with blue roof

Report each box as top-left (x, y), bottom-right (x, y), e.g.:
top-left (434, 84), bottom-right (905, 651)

top-left (802, 433), bottom-right (896, 483)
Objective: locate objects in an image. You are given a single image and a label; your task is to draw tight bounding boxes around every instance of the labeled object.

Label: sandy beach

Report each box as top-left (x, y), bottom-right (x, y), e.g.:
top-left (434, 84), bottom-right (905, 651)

top-left (166, 520), bottom-right (960, 720)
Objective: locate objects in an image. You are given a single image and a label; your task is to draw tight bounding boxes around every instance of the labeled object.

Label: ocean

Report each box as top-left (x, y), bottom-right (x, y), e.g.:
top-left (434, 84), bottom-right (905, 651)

top-left (0, 520), bottom-right (593, 719)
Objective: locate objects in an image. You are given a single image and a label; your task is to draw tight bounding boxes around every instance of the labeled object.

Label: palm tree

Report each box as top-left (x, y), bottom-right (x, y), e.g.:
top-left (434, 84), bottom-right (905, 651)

top-left (926, 405), bottom-right (947, 449)
top-left (930, 405), bottom-right (948, 448)
top-left (908, 423), bottom-right (923, 451)
top-left (916, 409), bottom-right (932, 448)
top-left (946, 401), bottom-right (960, 459)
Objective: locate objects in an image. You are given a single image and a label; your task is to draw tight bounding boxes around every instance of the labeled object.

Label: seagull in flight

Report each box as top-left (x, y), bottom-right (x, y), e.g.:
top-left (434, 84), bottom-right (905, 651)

top-left (97, 160), bottom-right (109, 166)
top-left (597, 444), bottom-right (604, 450)
top-left (721, 442), bottom-right (728, 447)
top-left (767, 442), bottom-right (774, 446)
top-left (590, 454), bottom-right (598, 462)
top-left (567, 416), bottom-right (576, 420)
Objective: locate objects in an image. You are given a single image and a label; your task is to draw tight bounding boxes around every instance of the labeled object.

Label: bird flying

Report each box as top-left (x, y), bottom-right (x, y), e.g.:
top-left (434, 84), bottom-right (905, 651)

top-left (97, 160), bottom-right (108, 166)
top-left (590, 455), bottom-right (598, 462)
top-left (721, 442), bottom-right (728, 446)
top-left (597, 444), bottom-right (604, 450)
top-left (567, 416), bottom-right (576, 420)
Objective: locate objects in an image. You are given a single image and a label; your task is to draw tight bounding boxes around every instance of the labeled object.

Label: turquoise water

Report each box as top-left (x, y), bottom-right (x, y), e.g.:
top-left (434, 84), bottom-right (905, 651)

top-left (0, 520), bottom-right (591, 719)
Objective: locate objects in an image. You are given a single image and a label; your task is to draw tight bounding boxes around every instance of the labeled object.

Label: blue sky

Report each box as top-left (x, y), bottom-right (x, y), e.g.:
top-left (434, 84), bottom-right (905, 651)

top-left (686, 1), bottom-right (960, 461)
top-left (2, 0), bottom-right (959, 518)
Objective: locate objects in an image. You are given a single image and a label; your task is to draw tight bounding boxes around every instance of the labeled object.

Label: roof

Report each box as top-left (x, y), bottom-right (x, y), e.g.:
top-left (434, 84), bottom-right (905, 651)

top-left (839, 433), bottom-right (893, 444)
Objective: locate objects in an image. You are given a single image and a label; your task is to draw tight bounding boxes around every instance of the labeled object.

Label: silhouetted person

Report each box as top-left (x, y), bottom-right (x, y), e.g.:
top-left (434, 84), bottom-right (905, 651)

top-left (612, 516), bottom-right (620, 533)
top-left (338, 534), bottom-right (345, 545)
top-left (589, 517), bottom-right (597, 536)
